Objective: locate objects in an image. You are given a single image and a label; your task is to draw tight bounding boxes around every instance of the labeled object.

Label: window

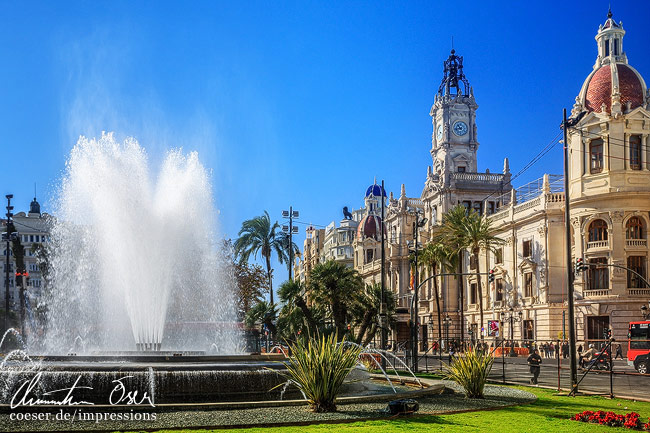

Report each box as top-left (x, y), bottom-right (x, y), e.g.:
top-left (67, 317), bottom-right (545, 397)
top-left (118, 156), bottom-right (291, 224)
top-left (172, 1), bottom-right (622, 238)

top-left (605, 39), bottom-right (610, 56)
top-left (590, 139), bottom-right (604, 174)
top-left (523, 320), bottom-right (534, 341)
top-left (488, 201), bottom-right (496, 215)
top-left (29, 235), bottom-right (34, 242)
top-left (588, 257), bottom-right (609, 290)
top-left (495, 278), bottom-right (504, 302)
top-left (522, 240), bottom-right (532, 258)
top-left (630, 135), bottom-right (642, 170)
top-left (628, 256), bottom-right (647, 288)
top-left (614, 39), bottom-right (619, 56)
top-left (462, 201), bottom-right (471, 213)
top-left (365, 249), bottom-right (374, 263)
top-left (457, 166), bottom-right (466, 173)
top-left (494, 248), bottom-right (503, 264)
top-left (627, 217), bottom-right (644, 239)
top-left (588, 219), bottom-right (608, 242)
top-left (587, 316), bottom-right (609, 348)
top-left (524, 272), bottom-right (533, 298)
top-left (470, 283), bottom-right (477, 305)
top-left (473, 202), bottom-right (482, 216)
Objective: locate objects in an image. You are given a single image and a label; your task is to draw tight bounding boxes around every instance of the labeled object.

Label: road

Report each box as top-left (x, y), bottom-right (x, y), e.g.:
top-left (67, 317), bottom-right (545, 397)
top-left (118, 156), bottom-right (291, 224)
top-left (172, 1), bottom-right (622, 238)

top-left (414, 354), bottom-right (650, 400)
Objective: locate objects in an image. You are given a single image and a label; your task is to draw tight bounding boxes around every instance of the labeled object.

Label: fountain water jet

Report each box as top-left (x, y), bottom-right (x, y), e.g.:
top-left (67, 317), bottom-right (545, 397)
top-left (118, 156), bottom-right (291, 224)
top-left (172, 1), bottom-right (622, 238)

top-left (41, 133), bottom-right (238, 354)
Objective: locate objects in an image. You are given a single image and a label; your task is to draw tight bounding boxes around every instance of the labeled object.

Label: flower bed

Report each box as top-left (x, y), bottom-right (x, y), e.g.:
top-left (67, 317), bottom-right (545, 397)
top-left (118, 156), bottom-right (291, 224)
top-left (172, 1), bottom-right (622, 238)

top-left (572, 410), bottom-right (650, 430)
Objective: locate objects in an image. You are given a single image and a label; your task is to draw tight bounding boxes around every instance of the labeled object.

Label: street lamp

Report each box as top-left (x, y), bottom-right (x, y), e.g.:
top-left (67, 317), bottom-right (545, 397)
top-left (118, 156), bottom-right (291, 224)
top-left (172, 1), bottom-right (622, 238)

top-left (409, 210), bottom-right (427, 371)
top-left (501, 307), bottom-right (523, 356)
top-left (427, 315), bottom-right (434, 352)
top-left (443, 314), bottom-right (452, 352)
top-left (3, 194), bottom-right (14, 335)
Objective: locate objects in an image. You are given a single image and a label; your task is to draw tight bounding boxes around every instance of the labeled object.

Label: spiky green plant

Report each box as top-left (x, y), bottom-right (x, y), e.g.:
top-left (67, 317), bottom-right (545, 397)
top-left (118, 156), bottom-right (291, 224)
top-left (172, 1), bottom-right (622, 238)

top-left (277, 333), bottom-right (362, 412)
top-left (443, 348), bottom-right (494, 398)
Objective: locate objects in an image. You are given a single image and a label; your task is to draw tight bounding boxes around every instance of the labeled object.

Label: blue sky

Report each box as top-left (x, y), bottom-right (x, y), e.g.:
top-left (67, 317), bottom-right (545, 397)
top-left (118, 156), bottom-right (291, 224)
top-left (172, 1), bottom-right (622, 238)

top-left (1, 1), bottom-right (649, 294)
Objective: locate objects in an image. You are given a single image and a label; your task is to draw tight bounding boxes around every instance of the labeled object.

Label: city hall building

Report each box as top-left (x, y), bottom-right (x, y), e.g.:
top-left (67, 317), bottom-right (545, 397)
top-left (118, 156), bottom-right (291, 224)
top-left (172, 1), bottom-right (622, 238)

top-left (295, 12), bottom-right (650, 351)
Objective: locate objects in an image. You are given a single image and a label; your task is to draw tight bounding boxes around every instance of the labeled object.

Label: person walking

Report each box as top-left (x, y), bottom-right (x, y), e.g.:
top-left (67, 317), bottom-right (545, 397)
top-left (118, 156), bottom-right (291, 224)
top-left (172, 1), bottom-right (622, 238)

top-left (614, 343), bottom-right (624, 360)
top-left (527, 349), bottom-right (542, 385)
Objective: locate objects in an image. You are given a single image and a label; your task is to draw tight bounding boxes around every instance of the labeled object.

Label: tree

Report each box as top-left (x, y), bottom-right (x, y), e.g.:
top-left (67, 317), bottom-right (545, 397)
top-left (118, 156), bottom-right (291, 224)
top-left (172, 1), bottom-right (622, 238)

top-left (419, 239), bottom-right (457, 350)
top-left (9, 223), bottom-right (26, 336)
top-left (245, 301), bottom-right (277, 336)
top-left (234, 262), bottom-right (268, 321)
top-left (308, 260), bottom-right (363, 338)
top-left (234, 211), bottom-right (289, 305)
top-left (461, 210), bottom-right (504, 339)
top-left (277, 279), bottom-right (317, 334)
top-left (349, 283), bottom-right (396, 346)
top-left (436, 205), bottom-right (471, 341)
top-left (437, 205), bottom-right (504, 340)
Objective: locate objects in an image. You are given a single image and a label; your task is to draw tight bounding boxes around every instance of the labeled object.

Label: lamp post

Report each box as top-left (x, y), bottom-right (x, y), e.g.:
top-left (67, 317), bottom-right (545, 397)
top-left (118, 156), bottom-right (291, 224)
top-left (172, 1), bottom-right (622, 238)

top-left (501, 307), bottom-right (522, 356)
top-left (409, 210), bottom-right (427, 371)
top-left (443, 313), bottom-right (452, 352)
top-left (282, 207), bottom-right (299, 281)
top-left (3, 194), bottom-right (14, 335)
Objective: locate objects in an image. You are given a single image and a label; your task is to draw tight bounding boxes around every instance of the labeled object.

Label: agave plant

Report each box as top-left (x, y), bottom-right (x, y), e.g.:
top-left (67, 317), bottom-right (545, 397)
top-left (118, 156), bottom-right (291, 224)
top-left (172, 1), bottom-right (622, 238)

top-left (277, 333), bottom-right (362, 412)
top-left (443, 348), bottom-right (494, 398)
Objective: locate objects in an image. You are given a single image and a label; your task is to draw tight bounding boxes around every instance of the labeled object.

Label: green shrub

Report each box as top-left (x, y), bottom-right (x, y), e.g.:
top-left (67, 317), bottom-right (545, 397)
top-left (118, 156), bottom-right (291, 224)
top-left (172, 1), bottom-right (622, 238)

top-left (277, 333), bottom-right (362, 412)
top-left (443, 348), bottom-right (494, 398)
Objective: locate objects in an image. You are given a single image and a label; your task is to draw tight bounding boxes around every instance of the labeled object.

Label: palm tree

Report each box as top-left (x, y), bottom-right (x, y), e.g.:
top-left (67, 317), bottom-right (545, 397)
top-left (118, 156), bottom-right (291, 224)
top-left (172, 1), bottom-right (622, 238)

top-left (235, 211), bottom-right (288, 305)
top-left (462, 210), bottom-right (504, 339)
top-left (419, 240), bottom-right (456, 351)
top-left (349, 283), bottom-right (396, 346)
top-left (436, 204), bottom-right (470, 341)
top-left (309, 260), bottom-right (363, 338)
top-left (438, 205), bottom-right (504, 340)
top-left (278, 279), bottom-right (317, 334)
top-left (245, 301), bottom-right (277, 336)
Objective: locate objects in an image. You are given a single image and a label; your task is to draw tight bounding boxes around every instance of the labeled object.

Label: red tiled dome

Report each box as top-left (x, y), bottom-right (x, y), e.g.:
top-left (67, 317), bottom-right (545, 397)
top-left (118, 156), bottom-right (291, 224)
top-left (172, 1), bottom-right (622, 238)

top-left (585, 64), bottom-right (644, 113)
top-left (356, 215), bottom-right (384, 240)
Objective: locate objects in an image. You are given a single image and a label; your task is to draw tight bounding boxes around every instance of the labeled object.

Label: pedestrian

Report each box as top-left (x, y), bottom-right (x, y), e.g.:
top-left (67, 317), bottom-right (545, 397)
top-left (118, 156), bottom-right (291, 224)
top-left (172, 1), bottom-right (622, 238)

top-left (614, 343), bottom-right (623, 360)
top-left (548, 343), bottom-right (555, 358)
top-left (527, 348), bottom-right (542, 385)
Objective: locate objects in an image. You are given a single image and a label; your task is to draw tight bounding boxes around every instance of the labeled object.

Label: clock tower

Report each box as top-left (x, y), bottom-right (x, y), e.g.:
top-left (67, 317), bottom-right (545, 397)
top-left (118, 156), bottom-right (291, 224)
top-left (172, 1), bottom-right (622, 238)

top-left (430, 49), bottom-right (479, 179)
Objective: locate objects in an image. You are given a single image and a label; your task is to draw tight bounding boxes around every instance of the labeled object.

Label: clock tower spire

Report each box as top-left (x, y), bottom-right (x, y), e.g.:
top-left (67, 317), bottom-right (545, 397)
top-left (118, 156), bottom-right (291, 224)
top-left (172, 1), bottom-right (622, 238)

top-left (430, 49), bottom-right (479, 182)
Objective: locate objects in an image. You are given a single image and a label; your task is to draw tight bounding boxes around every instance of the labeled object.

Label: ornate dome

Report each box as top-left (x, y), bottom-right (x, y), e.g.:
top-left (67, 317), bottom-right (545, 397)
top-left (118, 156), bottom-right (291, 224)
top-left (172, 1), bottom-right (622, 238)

top-left (356, 215), bottom-right (384, 240)
top-left (584, 63), bottom-right (645, 113)
top-left (365, 183), bottom-right (386, 198)
top-left (576, 10), bottom-right (648, 115)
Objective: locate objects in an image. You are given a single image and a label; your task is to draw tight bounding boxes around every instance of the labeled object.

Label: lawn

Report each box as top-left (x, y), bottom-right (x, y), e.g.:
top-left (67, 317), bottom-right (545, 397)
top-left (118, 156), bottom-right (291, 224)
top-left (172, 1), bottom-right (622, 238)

top-left (124, 383), bottom-right (650, 433)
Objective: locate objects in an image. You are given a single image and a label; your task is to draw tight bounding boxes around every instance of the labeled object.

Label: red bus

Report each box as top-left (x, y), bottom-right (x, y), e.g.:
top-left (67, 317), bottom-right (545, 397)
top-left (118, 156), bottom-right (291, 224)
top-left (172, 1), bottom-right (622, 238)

top-left (628, 321), bottom-right (650, 373)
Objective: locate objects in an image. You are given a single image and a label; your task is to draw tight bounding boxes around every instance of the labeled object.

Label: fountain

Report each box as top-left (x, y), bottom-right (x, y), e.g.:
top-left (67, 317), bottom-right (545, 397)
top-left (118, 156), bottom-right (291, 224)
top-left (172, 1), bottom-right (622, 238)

top-left (0, 133), bottom-right (437, 408)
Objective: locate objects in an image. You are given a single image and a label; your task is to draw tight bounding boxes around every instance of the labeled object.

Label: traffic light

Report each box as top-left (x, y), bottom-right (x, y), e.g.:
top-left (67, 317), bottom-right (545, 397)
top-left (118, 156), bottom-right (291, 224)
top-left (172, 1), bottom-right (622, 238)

top-left (15, 271), bottom-right (28, 286)
top-left (488, 268), bottom-right (496, 283)
top-left (575, 258), bottom-right (588, 274)
top-left (603, 328), bottom-right (612, 340)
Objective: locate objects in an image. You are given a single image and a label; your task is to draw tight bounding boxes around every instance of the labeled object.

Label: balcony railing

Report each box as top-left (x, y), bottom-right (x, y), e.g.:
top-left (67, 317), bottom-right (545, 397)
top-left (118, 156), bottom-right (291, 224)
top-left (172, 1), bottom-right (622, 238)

top-left (587, 240), bottom-right (609, 250)
top-left (626, 239), bottom-right (647, 248)
top-left (583, 289), bottom-right (612, 297)
top-left (450, 172), bottom-right (507, 184)
top-left (628, 288), bottom-right (650, 296)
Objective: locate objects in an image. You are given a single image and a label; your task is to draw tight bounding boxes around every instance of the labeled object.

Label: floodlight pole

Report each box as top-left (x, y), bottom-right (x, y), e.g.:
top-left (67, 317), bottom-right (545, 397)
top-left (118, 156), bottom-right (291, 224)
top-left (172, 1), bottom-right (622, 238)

top-left (380, 180), bottom-right (387, 369)
top-left (563, 108), bottom-right (578, 394)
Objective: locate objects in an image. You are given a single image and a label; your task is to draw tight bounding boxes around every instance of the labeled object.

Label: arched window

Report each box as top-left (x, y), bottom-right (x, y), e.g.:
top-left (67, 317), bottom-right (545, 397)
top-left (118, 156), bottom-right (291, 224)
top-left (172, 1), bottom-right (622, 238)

top-left (588, 219), bottom-right (608, 242)
top-left (626, 217), bottom-right (644, 240)
top-left (590, 139), bottom-right (604, 174)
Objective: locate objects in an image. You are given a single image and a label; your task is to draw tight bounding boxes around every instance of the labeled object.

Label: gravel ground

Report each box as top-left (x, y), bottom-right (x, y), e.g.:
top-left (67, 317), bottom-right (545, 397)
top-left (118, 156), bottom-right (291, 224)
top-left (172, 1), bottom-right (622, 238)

top-left (0, 382), bottom-right (536, 432)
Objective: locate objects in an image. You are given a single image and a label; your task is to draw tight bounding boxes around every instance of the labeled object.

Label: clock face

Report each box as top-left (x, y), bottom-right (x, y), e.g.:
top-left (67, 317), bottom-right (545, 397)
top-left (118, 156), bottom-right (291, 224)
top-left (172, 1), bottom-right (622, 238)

top-left (453, 121), bottom-right (468, 136)
top-left (436, 124), bottom-right (443, 140)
